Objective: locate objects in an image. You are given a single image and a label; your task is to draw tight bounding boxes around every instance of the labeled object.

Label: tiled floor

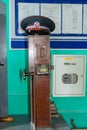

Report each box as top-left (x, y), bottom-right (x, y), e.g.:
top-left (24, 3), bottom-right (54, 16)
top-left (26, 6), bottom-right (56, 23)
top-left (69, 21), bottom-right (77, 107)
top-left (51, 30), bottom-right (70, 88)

top-left (0, 115), bottom-right (31, 130)
top-left (0, 115), bottom-right (70, 130)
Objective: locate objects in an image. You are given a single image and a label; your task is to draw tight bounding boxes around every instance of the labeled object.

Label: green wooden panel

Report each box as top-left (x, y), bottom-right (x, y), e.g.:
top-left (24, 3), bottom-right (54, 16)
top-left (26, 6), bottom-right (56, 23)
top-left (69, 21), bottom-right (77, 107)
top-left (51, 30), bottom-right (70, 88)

top-left (8, 94), bottom-right (31, 115)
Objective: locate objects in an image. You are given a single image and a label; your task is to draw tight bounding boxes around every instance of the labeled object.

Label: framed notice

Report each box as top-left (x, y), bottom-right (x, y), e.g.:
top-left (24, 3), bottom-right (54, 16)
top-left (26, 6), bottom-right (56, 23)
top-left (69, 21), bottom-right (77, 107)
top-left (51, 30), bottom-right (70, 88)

top-left (18, 3), bottom-right (39, 34)
top-left (41, 4), bottom-right (61, 34)
top-left (62, 4), bottom-right (82, 34)
top-left (10, 0), bottom-right (87, 49)
top-left (83, 5), bottom-right (87, 34)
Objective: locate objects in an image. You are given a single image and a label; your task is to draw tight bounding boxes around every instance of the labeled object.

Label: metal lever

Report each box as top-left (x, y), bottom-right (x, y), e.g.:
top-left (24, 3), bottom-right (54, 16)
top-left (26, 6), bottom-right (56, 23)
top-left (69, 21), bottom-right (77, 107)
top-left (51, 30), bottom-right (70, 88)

top-left (20, 67), bottom-right (53, 81)
top-left (23, 69), bottom-right (34, 80)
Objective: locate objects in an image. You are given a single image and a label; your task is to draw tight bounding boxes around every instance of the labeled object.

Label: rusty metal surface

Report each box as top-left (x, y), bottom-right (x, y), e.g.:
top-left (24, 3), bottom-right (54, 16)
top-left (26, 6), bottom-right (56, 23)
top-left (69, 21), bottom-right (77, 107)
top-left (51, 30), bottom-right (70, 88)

top-left (0, 2), bottom-right (8, 118)
top-left (28, 35), bottom-right (50, 128)
top-left (35, 76), bottom-right (50, 128)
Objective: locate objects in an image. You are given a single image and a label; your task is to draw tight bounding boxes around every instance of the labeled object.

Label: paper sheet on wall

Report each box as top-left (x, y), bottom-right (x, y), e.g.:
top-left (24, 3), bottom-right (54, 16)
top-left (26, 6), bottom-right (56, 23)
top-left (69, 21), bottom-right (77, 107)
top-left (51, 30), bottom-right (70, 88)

top-left (18, 3), bottom-right (39, 34)
top-left (62, 4), bottom-right (82, 34)
top-left (41, 4), bottom-right (61, 34)
top-left (11, 1), bottom-right (87, 41)
top-left (83, 5), bottom-right (87, 34)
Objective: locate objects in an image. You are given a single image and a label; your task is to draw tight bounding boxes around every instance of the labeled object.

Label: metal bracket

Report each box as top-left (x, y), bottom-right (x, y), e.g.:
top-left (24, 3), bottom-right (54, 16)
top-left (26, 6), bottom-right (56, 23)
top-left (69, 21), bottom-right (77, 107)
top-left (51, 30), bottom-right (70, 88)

top-left (23, 69), bottom-right (34, 80)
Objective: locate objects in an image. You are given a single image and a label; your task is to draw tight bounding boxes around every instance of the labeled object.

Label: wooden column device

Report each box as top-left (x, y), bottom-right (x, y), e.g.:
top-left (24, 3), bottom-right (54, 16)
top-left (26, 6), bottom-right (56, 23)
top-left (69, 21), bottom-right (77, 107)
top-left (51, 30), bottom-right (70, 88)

top-left (21, 16), bottom-right (55, 129)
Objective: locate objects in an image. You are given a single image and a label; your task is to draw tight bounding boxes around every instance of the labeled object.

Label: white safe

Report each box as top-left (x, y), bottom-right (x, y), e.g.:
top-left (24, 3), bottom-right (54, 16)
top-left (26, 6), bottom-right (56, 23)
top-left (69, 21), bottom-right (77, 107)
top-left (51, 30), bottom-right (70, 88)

top-left (52, 55), bottom-right (86, 97)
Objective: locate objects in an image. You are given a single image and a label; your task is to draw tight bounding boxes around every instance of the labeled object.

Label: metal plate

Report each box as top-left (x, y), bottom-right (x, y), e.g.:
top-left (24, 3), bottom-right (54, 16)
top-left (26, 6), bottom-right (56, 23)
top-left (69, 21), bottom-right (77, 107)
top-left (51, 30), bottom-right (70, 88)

top-left (0, 1), bottom-right (8, 117)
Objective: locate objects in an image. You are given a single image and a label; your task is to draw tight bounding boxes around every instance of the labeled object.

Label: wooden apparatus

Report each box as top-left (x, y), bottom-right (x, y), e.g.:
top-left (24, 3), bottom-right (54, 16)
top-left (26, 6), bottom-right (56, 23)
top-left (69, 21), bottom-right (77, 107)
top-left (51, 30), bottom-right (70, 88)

top-left (21, 16), bottom-right (55, 129)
